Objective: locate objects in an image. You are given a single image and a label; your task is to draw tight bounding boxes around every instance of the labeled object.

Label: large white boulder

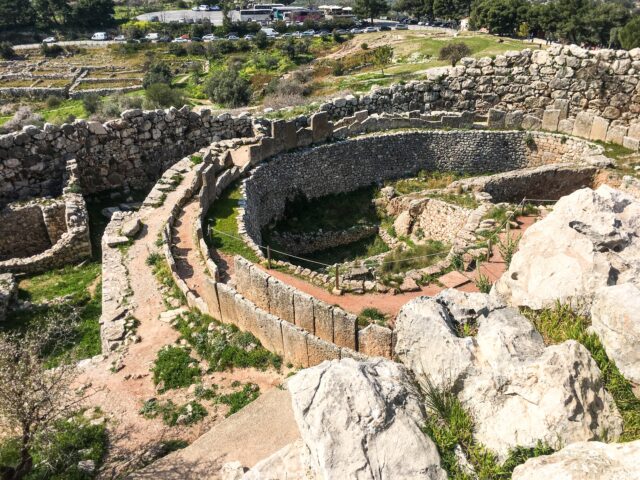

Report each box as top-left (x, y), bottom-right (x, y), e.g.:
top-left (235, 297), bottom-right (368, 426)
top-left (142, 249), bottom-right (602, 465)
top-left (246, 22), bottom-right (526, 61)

top-left (494, 185), bottom-right (640, 311)
top-left (591, 283), bottom-right (640, 385)
top-left (287, 358), bottom-right (447, 480)
top-left (395, 292), bottom-right (623, 458)
top-left (512, 440), bottom-right (640, 480)
top-left (241, 440), bottom-right (316, 480)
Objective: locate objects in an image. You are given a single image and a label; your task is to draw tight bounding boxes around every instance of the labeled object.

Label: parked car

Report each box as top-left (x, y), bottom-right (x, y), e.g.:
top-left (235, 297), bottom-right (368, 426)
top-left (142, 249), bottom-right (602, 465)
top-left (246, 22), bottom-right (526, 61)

top-left (335, 29), bottom-right (348, 35)
top-left (317, 30), bottom-right (330, 36)
top-left (209, 5), bottom-right (221, 10)
top-left (191, 5), bottom-right (199, 10)
top-left (202, 33), bottom-right (218, 41)
top-left (42, 36), bottom-right (57, 43)
top-left (395, 24), bottom-right (408, 30)
top-left (227, 34), bottom-right (239, 40)
top-left (243, 34), bottom-right (255, 40)
top-left (114, 34), bottom-right (126, 41)
top-left (157, 36), bottom-right (171, 42)
top-left (198, 5), bottom-right (208, 10)
top-left (145, 32), bottom-right (159, 40)
top-left (91, 32), bottom-right (108, 41)
top-left (349, 28), bottom-right (362, 34)
top-left (172, 37), bottom-right (189, 43)
top-left (301, 30), bottom-right (314, 36)
top-left (379, 25), bottom-right (391, 31)
top-left (363, 26), bottom-right (377, 33)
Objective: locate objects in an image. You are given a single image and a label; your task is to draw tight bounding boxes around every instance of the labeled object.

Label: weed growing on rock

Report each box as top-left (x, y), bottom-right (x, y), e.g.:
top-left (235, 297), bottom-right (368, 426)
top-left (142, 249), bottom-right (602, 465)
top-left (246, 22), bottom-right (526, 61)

top-left (474, 272), bottom-right (492, 294)
top-left (498, 233), bottom-right (520, 268)
top-left (523, 304), bottom-right (640, 441)
top-left (151, 346), bottom-right (201, 392)
top-left (147, 254), bottom-right (186, 307)
top-left (357, 307), bottom-right (387, 327)
top-left (422, 380), bottom-right (554, 479)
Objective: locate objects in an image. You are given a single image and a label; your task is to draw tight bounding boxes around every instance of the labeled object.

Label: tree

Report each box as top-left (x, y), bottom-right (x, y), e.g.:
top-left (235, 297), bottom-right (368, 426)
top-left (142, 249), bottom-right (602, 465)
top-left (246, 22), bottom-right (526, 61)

top-left (373, 45), bottom-right (393, 74)
top-left (204, 67), bottom-right (252, 107)
top-left (354, 0), bottom-right (387, 24)
top-left (31, 0), bottom-right (71, 28)
top-left (0, 0), bottom-right (34, 28)
top-left (619, 15), bottom-right (640, 49)
top-left (71, 0), bottom-right (115, 28)
top-left (0, 320), bottom-right (86, 480)
top-left (438, 42), bottom-right (471, 66)
top-left (470, 0), bottom-right (527, 36)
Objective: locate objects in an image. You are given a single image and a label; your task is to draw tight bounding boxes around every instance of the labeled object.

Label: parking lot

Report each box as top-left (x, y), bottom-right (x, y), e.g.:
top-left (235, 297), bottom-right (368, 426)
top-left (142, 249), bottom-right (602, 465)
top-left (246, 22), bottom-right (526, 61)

top-left (136, 10), bottom-right (225, 25)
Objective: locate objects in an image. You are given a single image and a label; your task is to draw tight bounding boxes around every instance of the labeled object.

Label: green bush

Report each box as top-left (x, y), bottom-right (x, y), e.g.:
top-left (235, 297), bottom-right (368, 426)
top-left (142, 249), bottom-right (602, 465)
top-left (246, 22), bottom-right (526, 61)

top-left (82, 94), bottom-right (100, 114)
top-left (357, 307), bottom-right (387, 327)
top-left (145, 83), bottom-right (185, 109)
top-left (151, 346), bottom-right (201, 392)
top-left (204, 67), bottom-right (252, 107)
top-left (0, 415), bottom-right (107, 480)
top-left (41, 44), bottom-right (65, 58)
top-left (142, 62), bottom-right (172, 88)
top-left (140, 399), bottom-right (208, 426)
top-left (217, 383), bottom-right (260, 416)
top-left (438, 42), bottom-right (472, 67)
top-left (45, 95), bottom-right (62, 108)
top-left (0, 42), bottom-right (15, 59)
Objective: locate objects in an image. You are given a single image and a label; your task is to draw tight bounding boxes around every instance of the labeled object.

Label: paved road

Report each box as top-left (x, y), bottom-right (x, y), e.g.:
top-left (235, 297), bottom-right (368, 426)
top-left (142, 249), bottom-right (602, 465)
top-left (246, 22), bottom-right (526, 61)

top-left (136, 10), bottom-right (224, 24)
top-left (13, 40), bottom-right (118, 50)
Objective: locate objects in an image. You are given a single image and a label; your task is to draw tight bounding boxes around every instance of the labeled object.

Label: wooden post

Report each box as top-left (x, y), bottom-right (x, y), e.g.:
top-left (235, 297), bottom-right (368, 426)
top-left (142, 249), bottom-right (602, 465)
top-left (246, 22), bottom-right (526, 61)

top-left (267, 245), bottom-right (272, 269)
top-left (335, 265), bottom-right (340, 291)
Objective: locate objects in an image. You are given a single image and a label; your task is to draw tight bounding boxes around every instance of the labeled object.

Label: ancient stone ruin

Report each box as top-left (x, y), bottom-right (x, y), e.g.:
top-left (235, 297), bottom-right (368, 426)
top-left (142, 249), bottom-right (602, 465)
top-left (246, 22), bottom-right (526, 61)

top-left (2, 44), bottom-right (640, 479)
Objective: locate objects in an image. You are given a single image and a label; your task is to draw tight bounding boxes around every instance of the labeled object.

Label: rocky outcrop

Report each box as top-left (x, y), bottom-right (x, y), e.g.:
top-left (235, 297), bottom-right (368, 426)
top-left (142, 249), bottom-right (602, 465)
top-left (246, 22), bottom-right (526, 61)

top-left (512, 440), bottom-right (640, 480)
top-left (285, 358), bottom-right (447, 480)
top-left (591, 283), bottom-right (640, 385)
top-left (494, 185), bottom-right (640, 311)
top-left (395, 291), bottom-right (623, 458)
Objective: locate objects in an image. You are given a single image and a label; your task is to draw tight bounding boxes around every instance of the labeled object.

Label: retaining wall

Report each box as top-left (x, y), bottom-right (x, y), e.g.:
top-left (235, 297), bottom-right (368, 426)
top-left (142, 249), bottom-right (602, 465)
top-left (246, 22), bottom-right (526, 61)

top-left (0, 107), bottom-right (253, 206)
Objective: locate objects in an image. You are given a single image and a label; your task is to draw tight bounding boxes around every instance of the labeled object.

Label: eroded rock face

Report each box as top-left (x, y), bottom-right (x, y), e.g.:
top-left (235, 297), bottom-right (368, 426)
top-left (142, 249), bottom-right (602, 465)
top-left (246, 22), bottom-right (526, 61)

top-left (241, 440), bottom-right (316, 480)
top-left (591, 283), bottom-right (640, 385)
top-left (494, 185), bottom-right (640, 311)
top-left (395, 292), bottom-right (623, 458)
top-left (512, 440), bottom-right (640, 480)
top-left (287, 358), bottom-right (447, 480)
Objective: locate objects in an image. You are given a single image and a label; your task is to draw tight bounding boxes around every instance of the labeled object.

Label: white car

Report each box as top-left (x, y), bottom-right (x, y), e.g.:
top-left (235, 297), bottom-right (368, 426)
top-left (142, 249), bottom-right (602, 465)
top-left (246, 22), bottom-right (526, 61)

top-left (198, 4), bottom-right (208, 10)
top-left (145, 32), bottom-right (159, 40)
top-left (42, 36), bottom-right (57, 43)
top-left (172, 38), bottom-right (189, 43)
top-left (202, 33), bottom-right (218, 41)
top-left (91, 32), bottom-right (108, 41)
top-left (363, 26), bottom-right (377, 33)
top-left (113, 34), bottom-right (126, 41)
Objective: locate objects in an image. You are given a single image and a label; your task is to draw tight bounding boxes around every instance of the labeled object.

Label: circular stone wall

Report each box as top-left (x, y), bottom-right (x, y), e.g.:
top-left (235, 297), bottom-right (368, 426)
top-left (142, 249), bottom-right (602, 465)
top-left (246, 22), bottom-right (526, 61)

top-left (240, 129), bottom-right (596, 251)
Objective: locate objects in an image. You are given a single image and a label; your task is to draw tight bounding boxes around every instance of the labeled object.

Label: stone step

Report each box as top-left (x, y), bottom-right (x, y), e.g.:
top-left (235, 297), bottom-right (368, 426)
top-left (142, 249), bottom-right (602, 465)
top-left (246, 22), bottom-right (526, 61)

top-left (438, 270), bottom-right (472, 289)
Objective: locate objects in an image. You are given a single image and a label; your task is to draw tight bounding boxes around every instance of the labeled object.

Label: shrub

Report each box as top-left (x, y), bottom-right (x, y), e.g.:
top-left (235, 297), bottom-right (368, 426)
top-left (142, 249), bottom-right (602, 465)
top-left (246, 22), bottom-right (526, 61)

top-left (204, 68), bottom-right (252, 107)
top-left (168, 43), bottom-right (187, 56)
top-left (0, 42), bottom-right (15, 59)
top-left (140, 399), bottom-right (208, 426)
top-left (474, 271), bottom-right (492, 294)
top-left (332, 61), bottom-right (345, 76)
top-left (142, 62), bottom-right (172, 88)
top-left (151, 346), bottom-right (201, 392)
top-left (438, 42), bottom-right (472, 67)
top-left (361, 42), bottom-right (369, 50)
top-left (41, 43), bottom-right (65, 58)
top-left (0, 106), bottom-right (44, 133)
top-left (145, 83), bottom-right (185, 109)
top-left (217, 383), bottom-right (260, 416)
top-left (82, 94), bottom-right (100, 114)
top-left (254, 30), bottom-right (268, 49)
top-left (45, 95), bottom-right (61, 108)
top-left (497, 232), bottom-right (519, 268)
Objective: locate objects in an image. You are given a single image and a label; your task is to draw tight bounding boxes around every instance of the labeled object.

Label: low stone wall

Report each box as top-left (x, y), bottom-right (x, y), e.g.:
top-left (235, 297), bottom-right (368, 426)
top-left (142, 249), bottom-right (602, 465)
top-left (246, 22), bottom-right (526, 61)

top-left (0, 201), bottom-right (63, 260)
top-left (449, 163), bottom-right (600, 203)
top-left (0, 107), bottom-right (253, 206)
top-left (0, 191), bottom-right (92, 274)
top-left (269, 225), bottom-right (378, 256)
top-left (0, 87), bottom-right (68, 99)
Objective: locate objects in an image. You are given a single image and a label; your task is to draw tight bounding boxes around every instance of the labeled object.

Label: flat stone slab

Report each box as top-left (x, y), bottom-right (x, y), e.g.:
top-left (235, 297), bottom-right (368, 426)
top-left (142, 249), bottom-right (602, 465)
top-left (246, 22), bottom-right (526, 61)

top-left (438, 271), bottom-right (471, 288)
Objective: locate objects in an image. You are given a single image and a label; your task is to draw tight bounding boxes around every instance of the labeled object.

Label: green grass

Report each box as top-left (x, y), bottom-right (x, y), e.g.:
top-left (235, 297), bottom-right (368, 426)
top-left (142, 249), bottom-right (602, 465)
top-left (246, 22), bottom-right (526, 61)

top-left (206, 182), bottom-right (260, 263)
top-left (174, 310), bottom-right (282, 372)
top-left (17, 263), bottom-right (101, 304)
top-left (2, 263), bottom-right (102, 364)
top-left (147, 253), bottom-right (186, 307)
top-left (426, 192), bottom-right (478, 209)
top-left (217, 383), bottom-right (260, 416)
top-left (523, 304), bottom-right (640, 441)
top-left (384, 171), bottom-right (464, 195)
top-left (357, 307), bottom-right (387, 327)
top-left (140, 399), bottom-right (208, 427)
top-left (151, 346), bottom-right (202, 392)
top-left (270, 186), bottom-right (379, 234)
top-left (422, 380), bottom-right (554, 479)
top-left (594, 141), bottom-right (635, 161)
top-left (0, 413), bottom-right (108, 480)
top-left (380, 240), bottom-right (449, 275)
